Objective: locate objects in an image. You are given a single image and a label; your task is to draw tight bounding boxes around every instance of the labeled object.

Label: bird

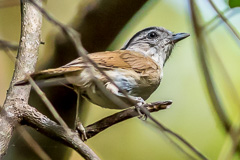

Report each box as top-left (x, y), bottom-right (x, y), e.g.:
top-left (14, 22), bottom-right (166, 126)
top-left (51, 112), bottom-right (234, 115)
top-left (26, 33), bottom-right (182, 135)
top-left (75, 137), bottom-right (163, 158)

top-left (16, 26), bottom-right (189, 110)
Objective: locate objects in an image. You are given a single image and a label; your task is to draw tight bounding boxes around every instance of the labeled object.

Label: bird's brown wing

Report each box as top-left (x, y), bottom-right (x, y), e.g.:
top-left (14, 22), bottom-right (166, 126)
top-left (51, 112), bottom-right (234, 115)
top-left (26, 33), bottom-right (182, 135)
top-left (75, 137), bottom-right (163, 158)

top-left (63, 50), bottom-right (159, 73)
top-left (15, 50), bottom-right (159, 85)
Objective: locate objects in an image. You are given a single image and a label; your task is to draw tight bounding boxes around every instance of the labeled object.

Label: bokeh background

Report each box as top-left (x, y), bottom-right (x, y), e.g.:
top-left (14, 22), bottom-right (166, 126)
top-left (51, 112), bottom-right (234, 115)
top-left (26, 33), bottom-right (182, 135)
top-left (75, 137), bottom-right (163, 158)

top-left (0, 0), bottom-right (240, 159)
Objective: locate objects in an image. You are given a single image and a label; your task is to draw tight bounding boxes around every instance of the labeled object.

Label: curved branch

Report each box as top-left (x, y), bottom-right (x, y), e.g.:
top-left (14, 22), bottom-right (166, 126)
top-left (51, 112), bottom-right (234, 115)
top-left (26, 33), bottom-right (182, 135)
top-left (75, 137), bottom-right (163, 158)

top-left (19, 104), bottom-right (100, 160)
top-left (0, 0), bottom-right (42, 157)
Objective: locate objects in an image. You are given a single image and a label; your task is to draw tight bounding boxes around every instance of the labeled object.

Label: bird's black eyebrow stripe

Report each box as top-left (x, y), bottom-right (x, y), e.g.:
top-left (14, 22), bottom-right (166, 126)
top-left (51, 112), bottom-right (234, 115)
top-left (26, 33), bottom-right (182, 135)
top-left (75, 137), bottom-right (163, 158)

top-left (121, 27), bottom-right (158, 50)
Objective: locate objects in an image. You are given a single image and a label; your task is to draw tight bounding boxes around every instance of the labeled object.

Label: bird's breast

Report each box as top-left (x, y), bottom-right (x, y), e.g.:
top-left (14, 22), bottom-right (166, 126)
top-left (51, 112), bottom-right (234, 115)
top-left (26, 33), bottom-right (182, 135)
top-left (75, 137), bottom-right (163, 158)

top-left (103, 68), bottom-right (162, 100)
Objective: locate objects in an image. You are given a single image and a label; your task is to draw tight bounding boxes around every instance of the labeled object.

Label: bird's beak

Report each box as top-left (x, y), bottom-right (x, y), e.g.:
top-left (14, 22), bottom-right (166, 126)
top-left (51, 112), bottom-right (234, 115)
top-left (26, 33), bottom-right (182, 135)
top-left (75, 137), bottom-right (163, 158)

top-left (171, 33), bottom-right (190, 43)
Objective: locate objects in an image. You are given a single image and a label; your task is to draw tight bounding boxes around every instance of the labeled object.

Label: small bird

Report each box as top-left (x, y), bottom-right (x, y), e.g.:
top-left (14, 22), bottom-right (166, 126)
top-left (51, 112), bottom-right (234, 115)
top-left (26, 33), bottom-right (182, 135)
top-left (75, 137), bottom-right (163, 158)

top-left (16, 26), bottom-right (189, 110)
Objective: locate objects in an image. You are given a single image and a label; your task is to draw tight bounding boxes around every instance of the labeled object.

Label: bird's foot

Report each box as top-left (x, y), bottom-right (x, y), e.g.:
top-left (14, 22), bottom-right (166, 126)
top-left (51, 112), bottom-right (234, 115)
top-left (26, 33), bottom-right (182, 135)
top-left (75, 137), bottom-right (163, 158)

top-left (135, 97), bottom-right (147, 120)
top-left (76, 121), bottom-right (87, 141)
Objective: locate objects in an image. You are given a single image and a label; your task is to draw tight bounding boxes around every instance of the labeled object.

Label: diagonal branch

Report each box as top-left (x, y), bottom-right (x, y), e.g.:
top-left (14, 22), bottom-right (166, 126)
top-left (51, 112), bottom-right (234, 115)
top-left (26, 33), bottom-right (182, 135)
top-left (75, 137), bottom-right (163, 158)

top-left (208, 0), bottom-right (240, 41)
top-left (85, 101), bottom-right (172, 138)
top-left (17, 127), bottom-right (51, 160)
top-left (0, 39), bottom-right (18, 50)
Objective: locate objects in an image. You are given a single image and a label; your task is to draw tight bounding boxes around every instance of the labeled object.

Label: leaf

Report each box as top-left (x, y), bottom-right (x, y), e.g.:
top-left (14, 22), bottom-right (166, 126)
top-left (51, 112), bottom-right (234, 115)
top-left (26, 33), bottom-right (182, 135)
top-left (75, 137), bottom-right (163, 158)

top-left (229, 0), bottom-right (240, 8)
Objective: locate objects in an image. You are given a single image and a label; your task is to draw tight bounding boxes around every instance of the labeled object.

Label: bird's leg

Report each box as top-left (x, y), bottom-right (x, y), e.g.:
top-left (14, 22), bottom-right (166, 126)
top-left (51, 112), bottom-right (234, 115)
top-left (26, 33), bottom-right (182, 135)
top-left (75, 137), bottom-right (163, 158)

top-left (73, 86), bottom-right (87, 141)
top-left (133, 97), bottom-right (148, 120)
top-left (76, 121), bottom-right (87, 141)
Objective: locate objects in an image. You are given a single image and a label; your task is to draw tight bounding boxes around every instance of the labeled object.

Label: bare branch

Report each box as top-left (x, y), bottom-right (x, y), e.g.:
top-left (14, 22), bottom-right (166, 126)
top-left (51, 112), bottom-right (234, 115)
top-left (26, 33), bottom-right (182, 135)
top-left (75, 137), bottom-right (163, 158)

top-left (85, 101), bottom-right (172, 138)
top-left (189, 0), bottom-right (231, 131)
top-left (18, 104), bottom-right (100, 160)
top-left (20, 101), bottom-right (170, 140)
top-left (0, 0), bottom-right (42, 157)
top-left (17, 127), bottom-right (51, 160)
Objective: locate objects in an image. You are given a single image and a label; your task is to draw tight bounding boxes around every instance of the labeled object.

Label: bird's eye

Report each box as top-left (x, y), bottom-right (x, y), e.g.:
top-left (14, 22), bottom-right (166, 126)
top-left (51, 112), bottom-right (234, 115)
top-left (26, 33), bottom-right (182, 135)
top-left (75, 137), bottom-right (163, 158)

top-left (147, 32), bottom-right (158, 39)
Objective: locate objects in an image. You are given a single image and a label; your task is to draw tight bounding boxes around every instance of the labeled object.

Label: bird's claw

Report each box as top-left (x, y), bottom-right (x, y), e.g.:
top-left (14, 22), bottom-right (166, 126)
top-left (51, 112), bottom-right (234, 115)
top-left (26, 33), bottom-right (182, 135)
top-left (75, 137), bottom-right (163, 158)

top-left (135, 98), bottom-right (147, 120)
top-left (76, 121), bottom-right (88, 141)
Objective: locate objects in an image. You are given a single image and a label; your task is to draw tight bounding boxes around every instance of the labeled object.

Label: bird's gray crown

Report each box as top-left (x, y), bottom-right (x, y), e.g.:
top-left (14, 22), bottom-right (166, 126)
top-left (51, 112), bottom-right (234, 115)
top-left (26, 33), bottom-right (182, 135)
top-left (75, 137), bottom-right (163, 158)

top-left (121, 26), bottom-right (172, 50)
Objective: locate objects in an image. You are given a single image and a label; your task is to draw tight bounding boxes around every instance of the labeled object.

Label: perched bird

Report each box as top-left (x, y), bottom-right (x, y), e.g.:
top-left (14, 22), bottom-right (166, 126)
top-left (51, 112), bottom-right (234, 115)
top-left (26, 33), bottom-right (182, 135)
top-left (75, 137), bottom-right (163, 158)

top-left (16, 26), bottom-right (189, 110)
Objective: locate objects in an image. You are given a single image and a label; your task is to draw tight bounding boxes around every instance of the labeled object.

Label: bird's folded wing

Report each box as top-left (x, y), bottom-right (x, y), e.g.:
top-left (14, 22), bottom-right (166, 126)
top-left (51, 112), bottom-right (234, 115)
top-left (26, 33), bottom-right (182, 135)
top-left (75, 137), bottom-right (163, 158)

top-left (62, 50), bottom-right (159, 73)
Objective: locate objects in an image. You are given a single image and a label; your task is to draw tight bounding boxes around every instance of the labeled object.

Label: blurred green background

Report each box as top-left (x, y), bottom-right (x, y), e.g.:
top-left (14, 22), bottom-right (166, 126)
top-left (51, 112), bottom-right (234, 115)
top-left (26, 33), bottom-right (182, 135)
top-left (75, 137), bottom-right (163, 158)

top-left (0, 0), bottom-right (240, 159)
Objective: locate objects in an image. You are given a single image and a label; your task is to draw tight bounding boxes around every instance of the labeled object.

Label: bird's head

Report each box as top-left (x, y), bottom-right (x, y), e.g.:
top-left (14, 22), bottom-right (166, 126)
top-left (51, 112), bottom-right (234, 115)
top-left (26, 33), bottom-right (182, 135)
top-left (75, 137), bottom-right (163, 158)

top-left (122, 27), bottom-right (190, 67)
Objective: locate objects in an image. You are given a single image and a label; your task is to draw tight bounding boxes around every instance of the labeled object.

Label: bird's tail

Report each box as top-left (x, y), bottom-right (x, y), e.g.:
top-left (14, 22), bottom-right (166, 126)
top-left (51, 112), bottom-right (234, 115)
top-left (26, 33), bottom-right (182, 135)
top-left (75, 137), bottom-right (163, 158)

top-left (15, 67), bottom-right (80, 86)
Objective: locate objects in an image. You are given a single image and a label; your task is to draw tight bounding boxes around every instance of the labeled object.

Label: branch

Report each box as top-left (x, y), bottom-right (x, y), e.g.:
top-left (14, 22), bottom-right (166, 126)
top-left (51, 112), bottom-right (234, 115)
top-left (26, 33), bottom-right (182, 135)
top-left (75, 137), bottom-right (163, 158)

top-left (208, 0), bottom-right (240, 41)
top-left (85, 101), bottom-right (172, 138)
top-left (0, 0), bottom-right (42, 157)
top-left (17, 101), bottom-right (171, 159)
top-left (0, 39), bottom-right (18, 50)
top-left (20, 101), bottom-right (170, 139)
top-left (17, 127), bottom-right (51, 160)
top-left (189, 0), bottom-right (231, 131)
top-left (18, 104), bottom-right (100, 160)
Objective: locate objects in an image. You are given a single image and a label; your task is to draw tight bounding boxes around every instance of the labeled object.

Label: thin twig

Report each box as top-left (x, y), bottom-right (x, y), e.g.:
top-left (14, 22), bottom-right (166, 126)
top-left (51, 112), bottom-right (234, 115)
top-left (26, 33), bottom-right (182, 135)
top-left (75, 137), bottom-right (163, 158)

top-left (217, 115), bottom-right (240, 160)
top-left (208, 0), bottom-right (240, 41)
top-left (17, 127), bottom-right (51, 160)
top-left (0, 0), bottom-right (19, 8)
top-left (28, 77), bottom-right (69, 130)
top-left (206, 38), bottom-right (240, 109)
top-left (85, 101), bottom-right (202, 160)
top-left (0, 39), bottom-right (18, 50)
top-left (189, 0), bottom-right (231, 131)
top-left (201, 8), bottom-right (230, 30)
top-left (203, 8), bottom-right (239, 33)
top-left (2, 47), bottom-right (16, 62)
top-left (141, 106), bottom-right (208, 160)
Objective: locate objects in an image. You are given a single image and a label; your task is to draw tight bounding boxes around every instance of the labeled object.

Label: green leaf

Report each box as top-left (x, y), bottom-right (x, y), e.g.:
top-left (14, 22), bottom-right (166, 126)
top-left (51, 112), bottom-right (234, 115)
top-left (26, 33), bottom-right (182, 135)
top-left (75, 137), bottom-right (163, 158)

top-left (229, 0), bottom-right (240, 8)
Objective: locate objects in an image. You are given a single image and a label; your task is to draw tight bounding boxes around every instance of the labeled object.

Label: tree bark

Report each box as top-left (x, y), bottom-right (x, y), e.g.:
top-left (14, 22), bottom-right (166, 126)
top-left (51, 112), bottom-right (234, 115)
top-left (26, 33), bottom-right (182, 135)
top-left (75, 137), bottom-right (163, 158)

top-left (0, 0), bottom-right (42, 157)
